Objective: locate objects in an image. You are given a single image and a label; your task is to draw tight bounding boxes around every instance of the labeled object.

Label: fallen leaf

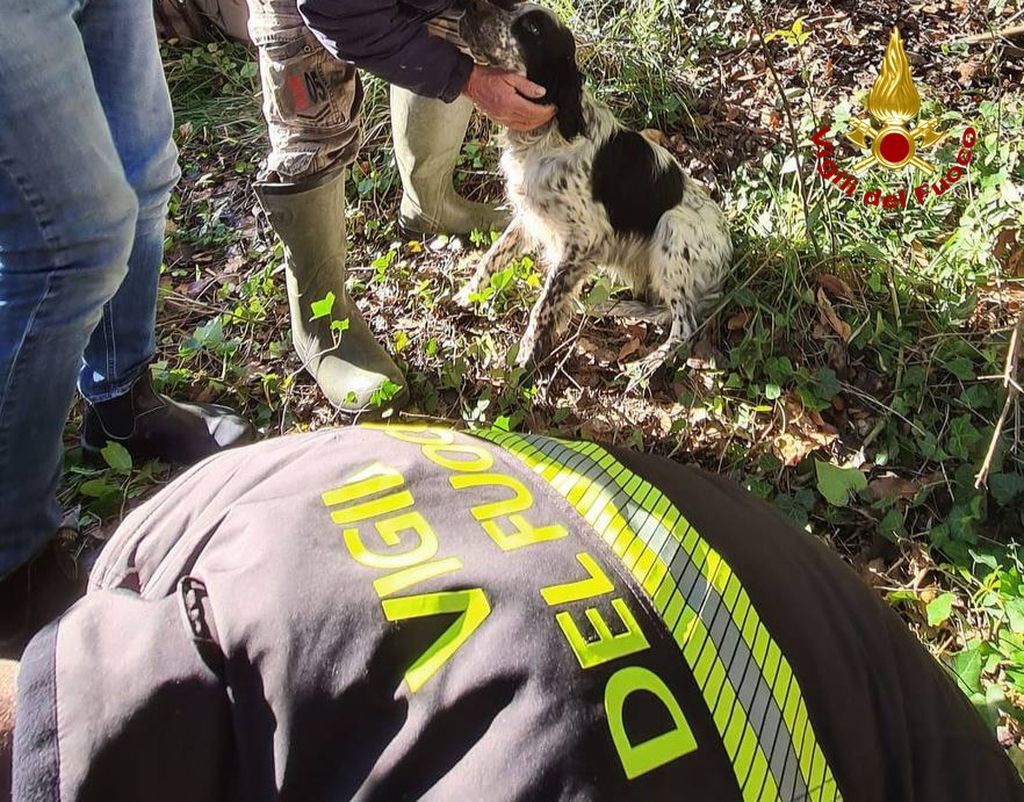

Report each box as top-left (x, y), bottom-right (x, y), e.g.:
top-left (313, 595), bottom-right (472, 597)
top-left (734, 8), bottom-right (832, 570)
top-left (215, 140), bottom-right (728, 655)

top-left (777, 433), bottom-right (813, 466)
top-left (817, 287), bottom-right (852, 341)
top-left (654, 408), bottom-right (673, 435)
top-left (994, 227), bottom-right (1024, 277)
top-left (817, 274), bottom-right (854, 300)
top-left (868, 475), bottom-right (920, 502)
top-left (618, 338), bottom-right (641, 360)
top-left (958, 60), bottom-right (979, 84)
top-left (727, 309), bottom-right (751, 331)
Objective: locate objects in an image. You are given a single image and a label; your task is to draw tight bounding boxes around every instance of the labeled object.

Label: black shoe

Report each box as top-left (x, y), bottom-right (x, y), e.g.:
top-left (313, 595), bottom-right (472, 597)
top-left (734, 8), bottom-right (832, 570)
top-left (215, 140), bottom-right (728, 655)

top-left (82, 370), bottom-right (256, 466)
top-left (0, 541), bottom-right (87, 659)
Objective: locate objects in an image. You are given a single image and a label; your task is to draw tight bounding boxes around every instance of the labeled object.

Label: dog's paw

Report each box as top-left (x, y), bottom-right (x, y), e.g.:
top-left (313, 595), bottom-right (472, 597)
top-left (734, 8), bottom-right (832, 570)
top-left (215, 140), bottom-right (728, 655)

top-left (625, 340), bottom-right (685, 390)
top-left (515, 344), bottom-right (537, 371)
top-left (515, 332), bottom-right (543, 371)
top-left (515, 327), bottom-right (558, 372)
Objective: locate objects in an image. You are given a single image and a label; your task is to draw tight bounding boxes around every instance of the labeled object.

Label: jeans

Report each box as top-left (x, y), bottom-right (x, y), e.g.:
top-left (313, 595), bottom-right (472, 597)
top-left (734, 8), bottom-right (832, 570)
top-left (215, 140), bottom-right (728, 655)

top-left (0, 0), bottom-right (179, 578)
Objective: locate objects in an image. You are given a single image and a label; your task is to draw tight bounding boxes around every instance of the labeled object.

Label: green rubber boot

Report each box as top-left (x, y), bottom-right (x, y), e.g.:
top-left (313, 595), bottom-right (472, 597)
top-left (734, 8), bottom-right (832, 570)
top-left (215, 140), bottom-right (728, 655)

top-left (391, 86), bottom-right (510, 237)
top-left (257, 169), bottom-right (407, 415)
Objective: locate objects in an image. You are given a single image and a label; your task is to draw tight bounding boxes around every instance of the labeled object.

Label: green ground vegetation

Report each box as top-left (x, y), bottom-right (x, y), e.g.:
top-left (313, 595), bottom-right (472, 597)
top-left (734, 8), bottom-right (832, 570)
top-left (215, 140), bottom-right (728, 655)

top-left (62, 0), bottom-right (1024, 764)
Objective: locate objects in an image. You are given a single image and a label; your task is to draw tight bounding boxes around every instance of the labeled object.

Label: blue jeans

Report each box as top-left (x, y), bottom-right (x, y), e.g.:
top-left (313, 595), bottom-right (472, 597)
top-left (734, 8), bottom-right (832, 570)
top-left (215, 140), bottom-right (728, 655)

top-left (0, 0), bottom-right (179, 578)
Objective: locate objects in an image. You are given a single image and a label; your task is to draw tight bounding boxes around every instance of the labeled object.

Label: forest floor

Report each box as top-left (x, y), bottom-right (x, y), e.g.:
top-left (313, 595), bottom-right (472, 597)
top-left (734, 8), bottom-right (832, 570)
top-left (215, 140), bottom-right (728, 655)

top-left (61, 0), bottom-right (1024, 765)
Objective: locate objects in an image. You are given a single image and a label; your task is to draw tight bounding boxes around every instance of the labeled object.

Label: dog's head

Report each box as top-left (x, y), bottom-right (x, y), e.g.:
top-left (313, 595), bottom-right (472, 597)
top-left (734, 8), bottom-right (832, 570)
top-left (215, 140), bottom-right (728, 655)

top-left (460, 1), bottom-right (586, 140)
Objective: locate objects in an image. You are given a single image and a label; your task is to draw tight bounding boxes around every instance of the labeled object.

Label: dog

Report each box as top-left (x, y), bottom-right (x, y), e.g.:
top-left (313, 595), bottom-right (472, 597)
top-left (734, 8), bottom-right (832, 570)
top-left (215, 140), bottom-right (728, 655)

top-left (454, 1), bottom-right (733, 374)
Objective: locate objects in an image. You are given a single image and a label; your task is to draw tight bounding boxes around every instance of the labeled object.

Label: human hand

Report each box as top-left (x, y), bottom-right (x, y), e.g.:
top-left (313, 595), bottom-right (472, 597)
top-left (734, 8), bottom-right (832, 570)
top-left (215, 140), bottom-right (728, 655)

top-left (463, 64), bottom-right (556, 131)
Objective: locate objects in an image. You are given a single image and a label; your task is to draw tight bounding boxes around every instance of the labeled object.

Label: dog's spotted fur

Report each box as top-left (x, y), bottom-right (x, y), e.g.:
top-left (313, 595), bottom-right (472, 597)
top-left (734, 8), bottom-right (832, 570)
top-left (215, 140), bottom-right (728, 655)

top-left (457, 2), bottom-right (733, 371)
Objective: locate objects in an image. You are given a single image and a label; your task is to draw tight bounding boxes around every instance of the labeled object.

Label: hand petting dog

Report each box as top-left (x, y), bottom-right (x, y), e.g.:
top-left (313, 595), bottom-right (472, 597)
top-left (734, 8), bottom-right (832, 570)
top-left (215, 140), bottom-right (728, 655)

top-left (464, 64), bottom-right (556, 131)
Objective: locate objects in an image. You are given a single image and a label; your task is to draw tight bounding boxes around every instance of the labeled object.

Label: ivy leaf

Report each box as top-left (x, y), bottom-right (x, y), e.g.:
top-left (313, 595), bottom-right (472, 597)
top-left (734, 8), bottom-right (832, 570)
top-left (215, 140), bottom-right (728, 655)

top-left (946, 415), bottom-right (982, 460)
top-left (79, 478), bottom-right (118, 498)
top-left (773, 493), bottom-right (811, 527)
top-left (1006, 599), bottom-right (1024, 635)
top-left (948, 503), bottom-right (981, 544)
top-left (926, 592), bottom-right (955, 626)
top-left (813, 367), bottom-right (841, 401)
top-left (101, 442), bottom-right (133, 474)
top-left (949, 644), bottom-right (984, 695)
top-left (990, 473), bottom-right (1024, 506)
top-left (815, 460), bottom-right (867, 507)
top-left (944, 355), bottom-right (976, 381)
top-left (370, 380), bottom-right (403, 408)
top-left (878, 508), bottom-right (905, 541)
top-left (180, 317), bottom-right (225, 357)
top-left (310, 291), bottom-right (336, 320)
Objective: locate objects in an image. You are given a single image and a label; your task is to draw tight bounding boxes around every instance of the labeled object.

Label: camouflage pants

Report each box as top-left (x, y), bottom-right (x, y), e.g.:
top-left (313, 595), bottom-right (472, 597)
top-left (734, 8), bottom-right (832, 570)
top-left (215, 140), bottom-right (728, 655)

top-left (246, 0), bottom-right (467, 181)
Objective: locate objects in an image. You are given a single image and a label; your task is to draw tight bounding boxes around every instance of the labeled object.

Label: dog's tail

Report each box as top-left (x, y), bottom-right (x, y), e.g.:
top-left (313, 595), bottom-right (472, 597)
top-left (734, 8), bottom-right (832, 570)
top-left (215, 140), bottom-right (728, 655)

top-left (587, 299), bottom-right (671, 325)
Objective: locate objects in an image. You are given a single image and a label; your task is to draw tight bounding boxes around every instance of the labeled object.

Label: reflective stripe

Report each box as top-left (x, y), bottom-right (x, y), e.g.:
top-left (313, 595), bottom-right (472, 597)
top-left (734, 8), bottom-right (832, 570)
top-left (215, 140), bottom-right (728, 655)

top-left (478, 430), bottom-right (842, 802)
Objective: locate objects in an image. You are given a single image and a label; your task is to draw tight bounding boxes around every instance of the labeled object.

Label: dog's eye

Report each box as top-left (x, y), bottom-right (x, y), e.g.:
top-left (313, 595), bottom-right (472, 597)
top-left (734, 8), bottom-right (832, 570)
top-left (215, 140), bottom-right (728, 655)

top-left (523, 19), bottom-right (540, 35)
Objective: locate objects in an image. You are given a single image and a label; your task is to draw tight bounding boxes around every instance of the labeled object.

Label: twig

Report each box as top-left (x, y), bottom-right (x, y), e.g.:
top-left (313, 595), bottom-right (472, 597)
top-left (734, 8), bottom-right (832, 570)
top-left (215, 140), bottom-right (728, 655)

top-left (746, 9), bottom-right (823, 263)
top-left (975, 313), bottom-right (1023, 489)
top-left (951, 25), bottom-right (1024, 46)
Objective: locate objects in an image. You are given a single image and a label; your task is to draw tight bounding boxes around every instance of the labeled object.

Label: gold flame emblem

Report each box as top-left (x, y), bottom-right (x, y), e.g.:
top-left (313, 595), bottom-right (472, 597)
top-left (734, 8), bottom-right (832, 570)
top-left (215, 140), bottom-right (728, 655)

top-left (846, 28), bottom-right (946, 174)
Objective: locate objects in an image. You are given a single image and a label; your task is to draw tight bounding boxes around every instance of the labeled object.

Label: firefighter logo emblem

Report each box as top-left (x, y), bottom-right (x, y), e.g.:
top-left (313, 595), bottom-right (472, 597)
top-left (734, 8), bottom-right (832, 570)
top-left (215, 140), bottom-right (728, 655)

top-left (845, 27), bottom-right (946, 174)
top-left (808, 26), bottom-right (978, 210)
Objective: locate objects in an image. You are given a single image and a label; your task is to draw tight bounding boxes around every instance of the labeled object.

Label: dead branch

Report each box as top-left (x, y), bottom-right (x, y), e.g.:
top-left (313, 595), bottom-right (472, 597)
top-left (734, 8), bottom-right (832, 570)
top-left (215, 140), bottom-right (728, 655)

top-left (975, 312), bottom-right (1023, 489)
top-left (953, 25), bottom-right (1024, 45)
top-left (746, 11), bottom-right (823, 263)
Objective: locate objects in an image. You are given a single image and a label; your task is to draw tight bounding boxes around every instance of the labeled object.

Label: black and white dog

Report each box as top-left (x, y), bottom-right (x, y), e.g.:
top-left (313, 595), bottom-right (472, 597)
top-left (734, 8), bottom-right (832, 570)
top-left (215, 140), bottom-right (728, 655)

top-left (454, 1), bottom-right (733, 372)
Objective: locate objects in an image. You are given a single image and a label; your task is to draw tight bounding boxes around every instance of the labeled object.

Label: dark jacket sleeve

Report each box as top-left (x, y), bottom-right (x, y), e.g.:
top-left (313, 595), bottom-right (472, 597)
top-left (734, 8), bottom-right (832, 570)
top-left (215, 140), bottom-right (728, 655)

top-left (296, 0), bottom-right (473, 102)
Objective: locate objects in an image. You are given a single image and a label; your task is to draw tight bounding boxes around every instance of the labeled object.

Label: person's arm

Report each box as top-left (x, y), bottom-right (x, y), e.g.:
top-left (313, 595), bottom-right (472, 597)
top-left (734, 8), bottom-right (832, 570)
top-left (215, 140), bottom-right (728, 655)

top-left (296, 0), bottom-right (556, 129)
top-left (297, 0), bottom-right (473, 102)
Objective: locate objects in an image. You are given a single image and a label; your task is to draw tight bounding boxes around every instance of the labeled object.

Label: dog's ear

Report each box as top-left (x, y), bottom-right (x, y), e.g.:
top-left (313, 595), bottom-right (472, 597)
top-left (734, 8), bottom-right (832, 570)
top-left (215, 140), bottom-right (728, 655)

top-left (552, 61), bottom-right (585, 140)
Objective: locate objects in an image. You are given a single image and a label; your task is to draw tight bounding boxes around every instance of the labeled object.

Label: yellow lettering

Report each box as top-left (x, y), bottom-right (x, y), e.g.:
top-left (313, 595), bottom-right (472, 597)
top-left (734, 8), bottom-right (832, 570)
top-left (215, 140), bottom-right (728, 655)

top-left (374, 557), bottom-right (464, 598)
top-left (387, 426), bottom-right (452, 444)
top-left (449, 472), bottom-right (533, 520)
top-left (422, 443), bottom-right (494, 472)
top-left (541, 552), bottom-right (614, 606)
top-left (343, 511), bottom-right (438, 569)
top-left (605, 666), bottom-right (697, 779)
top-left (330, 491), bottom-right (413, 526)
top-left (322, 466), bottom-right (404, 507)
top-left (482, 514), bottom-right (567, 551)
top-left (556, 597), bottom-right (649, 669)
top-left (373, 424), bottom-right (457, 446)
top-left (382, 588), bottom-right (491, 692)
